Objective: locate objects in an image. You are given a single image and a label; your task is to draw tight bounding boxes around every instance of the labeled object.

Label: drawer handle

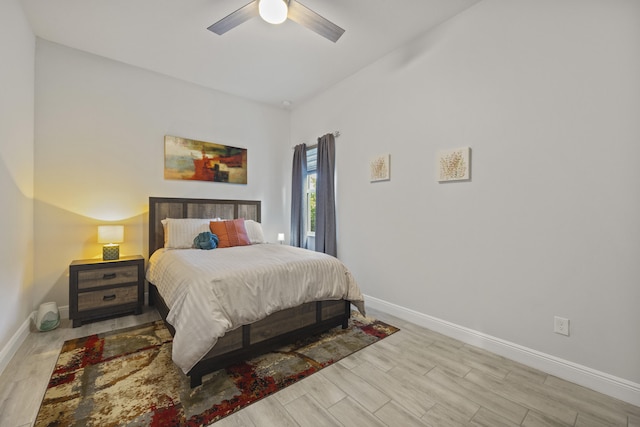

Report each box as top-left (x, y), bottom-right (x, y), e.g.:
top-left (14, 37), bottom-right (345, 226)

top-left (103, 294), bottom-right (117, 301)
top-left (103, 273), bottom-right (117, 280)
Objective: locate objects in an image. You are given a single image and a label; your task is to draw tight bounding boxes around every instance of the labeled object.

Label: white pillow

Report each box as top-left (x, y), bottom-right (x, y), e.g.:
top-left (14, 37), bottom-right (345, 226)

top-left (244, 220), bottom-right (265, 244)
top-left (161, 218), bottom-right (222, 249)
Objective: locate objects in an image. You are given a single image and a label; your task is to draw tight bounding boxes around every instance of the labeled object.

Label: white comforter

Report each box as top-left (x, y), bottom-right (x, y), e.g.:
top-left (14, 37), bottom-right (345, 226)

top-left (146, 244), bottom-right (365, 374)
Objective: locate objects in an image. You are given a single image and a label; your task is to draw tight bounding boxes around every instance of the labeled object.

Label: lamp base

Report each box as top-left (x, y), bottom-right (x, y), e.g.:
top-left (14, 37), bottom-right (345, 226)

top-left (103, 244), bottom-right (120, 261)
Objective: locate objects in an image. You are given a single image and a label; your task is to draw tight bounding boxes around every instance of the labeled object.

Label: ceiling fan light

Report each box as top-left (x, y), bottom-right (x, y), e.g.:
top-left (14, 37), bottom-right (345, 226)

top-left (258, 0), bottom-right (288, 25)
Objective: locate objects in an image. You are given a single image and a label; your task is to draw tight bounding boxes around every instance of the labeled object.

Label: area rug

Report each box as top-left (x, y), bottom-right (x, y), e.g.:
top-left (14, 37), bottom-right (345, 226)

top-left (34, 313), bottom-right (398, 426)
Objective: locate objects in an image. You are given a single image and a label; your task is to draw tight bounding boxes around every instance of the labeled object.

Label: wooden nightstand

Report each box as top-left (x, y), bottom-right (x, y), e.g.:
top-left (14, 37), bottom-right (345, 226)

top-left (69, 255), bottom-right (144, 328)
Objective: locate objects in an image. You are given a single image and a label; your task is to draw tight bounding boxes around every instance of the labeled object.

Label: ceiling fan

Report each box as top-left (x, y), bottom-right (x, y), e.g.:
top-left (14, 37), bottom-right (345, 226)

top-left (207, 0), bottom-right (345, 43)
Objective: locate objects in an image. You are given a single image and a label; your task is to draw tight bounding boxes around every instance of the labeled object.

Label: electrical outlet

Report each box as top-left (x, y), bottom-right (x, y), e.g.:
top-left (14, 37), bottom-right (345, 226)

top-left (554, 316), bottom-right (570, 336)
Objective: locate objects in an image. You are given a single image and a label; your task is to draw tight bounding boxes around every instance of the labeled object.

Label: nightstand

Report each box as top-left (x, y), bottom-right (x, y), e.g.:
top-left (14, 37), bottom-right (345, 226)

top-left (69, 255), bottom-right (144, 328)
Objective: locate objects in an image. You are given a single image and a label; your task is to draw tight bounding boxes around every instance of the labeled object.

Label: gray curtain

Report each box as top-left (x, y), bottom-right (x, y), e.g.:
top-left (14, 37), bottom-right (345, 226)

top-left (315, 133), bottom-right (337, 257)
top-left (290, 143), bottom-right (307, 247)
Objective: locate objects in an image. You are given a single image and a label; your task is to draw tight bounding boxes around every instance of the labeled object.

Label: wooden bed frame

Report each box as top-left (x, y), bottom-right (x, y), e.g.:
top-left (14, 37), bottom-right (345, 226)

top-left (148, 197), bottom-right (351, 387)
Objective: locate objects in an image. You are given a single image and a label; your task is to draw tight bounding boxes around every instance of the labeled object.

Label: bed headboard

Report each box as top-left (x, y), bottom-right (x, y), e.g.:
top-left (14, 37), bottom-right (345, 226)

top-left (148, 197), bottom-right (261, 257)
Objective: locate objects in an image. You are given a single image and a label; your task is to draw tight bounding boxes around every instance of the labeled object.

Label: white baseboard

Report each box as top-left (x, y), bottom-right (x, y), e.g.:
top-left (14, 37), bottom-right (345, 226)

top-left (58, 304), bottom-right (69, 320)
top-left (0, 314), bottom-right (33, 377)
top-left (365, 295), bottom-right (640, 407)
top-left (0, 305), bottom-right (70, 377)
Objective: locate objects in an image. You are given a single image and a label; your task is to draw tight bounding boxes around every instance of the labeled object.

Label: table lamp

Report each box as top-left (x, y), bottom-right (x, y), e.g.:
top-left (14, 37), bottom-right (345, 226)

top-left (98, 225), bottom-right (124, 260)
top-left (277, 233), bottom-right (285, 244)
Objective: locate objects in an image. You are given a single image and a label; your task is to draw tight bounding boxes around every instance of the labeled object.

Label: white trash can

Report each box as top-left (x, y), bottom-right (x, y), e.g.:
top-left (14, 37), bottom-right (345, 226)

top-left (36, 302), bottom-right (60, 332)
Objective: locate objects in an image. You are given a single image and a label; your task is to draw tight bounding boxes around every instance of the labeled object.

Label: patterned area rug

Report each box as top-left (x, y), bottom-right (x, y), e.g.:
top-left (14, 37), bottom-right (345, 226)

top-left (35, 313), bottom-right (398, 426)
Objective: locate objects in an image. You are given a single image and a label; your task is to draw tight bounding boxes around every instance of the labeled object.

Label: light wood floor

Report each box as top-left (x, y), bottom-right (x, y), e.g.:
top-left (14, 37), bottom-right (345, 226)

top-left (0, 306), bottom-right (638, 427)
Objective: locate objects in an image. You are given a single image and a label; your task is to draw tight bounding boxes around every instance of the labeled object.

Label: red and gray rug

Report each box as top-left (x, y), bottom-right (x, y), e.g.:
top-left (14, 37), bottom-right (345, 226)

top-left (34, 313), bottom-right (398, 426)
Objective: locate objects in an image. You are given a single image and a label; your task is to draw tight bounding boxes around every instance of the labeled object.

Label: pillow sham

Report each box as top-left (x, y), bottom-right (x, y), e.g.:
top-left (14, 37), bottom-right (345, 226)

top-left (162, 218), bottom-right (222, 249)
top-left (244, 220), bottom-right (265, 244)
top-left (209, 219), bottom-right (251, 248)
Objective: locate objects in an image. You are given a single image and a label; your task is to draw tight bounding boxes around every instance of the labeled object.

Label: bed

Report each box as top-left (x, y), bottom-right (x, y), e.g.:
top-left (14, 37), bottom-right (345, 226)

top-left (146, 197), bottom-right (365, 387)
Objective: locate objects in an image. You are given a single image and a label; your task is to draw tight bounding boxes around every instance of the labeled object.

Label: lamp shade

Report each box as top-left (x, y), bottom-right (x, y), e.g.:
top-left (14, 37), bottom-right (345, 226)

top-left (98, 225), bottom-right (124, 244)
top-left (259, 0), bottom-right (288, 24)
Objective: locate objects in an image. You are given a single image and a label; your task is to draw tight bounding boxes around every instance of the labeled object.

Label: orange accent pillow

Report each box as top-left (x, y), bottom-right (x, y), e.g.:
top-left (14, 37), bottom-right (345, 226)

top-left (209, 219), bottom-right (251, 248)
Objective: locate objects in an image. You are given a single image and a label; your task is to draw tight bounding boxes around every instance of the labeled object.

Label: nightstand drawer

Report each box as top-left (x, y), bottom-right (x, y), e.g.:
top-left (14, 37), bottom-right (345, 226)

top-left (77, 265), bottom-right (138, 289)
top-left (77, 285), bottom-right (139, 311)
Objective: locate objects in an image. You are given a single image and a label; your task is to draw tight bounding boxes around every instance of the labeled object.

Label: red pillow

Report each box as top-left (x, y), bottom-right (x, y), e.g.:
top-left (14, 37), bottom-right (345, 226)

top-left (210, 219), bottom-right (251, 248)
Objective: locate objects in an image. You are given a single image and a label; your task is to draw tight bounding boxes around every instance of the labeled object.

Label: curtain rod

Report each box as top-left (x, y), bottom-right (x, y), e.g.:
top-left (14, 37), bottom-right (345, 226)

top-left (292, 131), bottom-right (340, 149)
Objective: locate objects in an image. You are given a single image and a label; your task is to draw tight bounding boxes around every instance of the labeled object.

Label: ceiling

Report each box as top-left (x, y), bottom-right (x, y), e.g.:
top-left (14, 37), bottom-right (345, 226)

top-left (20, 0), bottom-right (479, 108)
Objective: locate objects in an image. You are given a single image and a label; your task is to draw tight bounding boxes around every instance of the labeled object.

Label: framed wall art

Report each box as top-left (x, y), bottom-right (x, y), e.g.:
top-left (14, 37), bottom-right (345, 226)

top-left (438, 147), bottom-right (470, 182)
top-left (370, 154), bottom-right (390, 182)
top-left (164, 135), bottom-right (247, 184)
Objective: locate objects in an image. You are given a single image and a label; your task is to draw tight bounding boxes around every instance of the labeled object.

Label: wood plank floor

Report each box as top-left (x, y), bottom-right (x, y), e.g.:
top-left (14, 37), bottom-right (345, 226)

top-left (0, 306), bottom-right (638, 427)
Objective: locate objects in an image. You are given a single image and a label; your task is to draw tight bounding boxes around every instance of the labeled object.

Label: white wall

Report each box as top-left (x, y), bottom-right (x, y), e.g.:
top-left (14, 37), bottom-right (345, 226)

top-left (291, 0), bottom-right (640, 390)
top-left (34, 40), bottom-right (290, 307)
top-left (0, 0), bottom-right (35, 356)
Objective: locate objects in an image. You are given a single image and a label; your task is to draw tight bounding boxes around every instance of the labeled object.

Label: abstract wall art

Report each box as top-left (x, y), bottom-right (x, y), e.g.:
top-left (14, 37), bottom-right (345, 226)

top-left (164, 135), bottom-right (247, 184)
top-left (438, 147), bottom-right (470, 182)
top-left (370, 154), bottom-right (390, 182)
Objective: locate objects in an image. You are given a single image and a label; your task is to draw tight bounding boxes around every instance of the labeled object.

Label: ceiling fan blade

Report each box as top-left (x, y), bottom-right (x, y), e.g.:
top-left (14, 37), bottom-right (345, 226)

top-left (287, 0), bottom-right (345, 43)
top-left (207, 1), bottom-right (259, 35)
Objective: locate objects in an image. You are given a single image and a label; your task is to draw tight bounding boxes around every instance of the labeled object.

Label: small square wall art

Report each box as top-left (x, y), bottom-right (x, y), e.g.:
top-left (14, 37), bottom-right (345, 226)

top-left (438, 147), bottom-right (470, 182)
top-left (370, 154), bottom-right (390, 182)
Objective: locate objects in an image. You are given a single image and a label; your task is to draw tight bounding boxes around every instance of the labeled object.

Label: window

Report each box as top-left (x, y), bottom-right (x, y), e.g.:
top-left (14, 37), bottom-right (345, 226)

top-left (306, 147), bottom-right (317, 237)
top-left (306, 173), bottom-right (316, 236)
